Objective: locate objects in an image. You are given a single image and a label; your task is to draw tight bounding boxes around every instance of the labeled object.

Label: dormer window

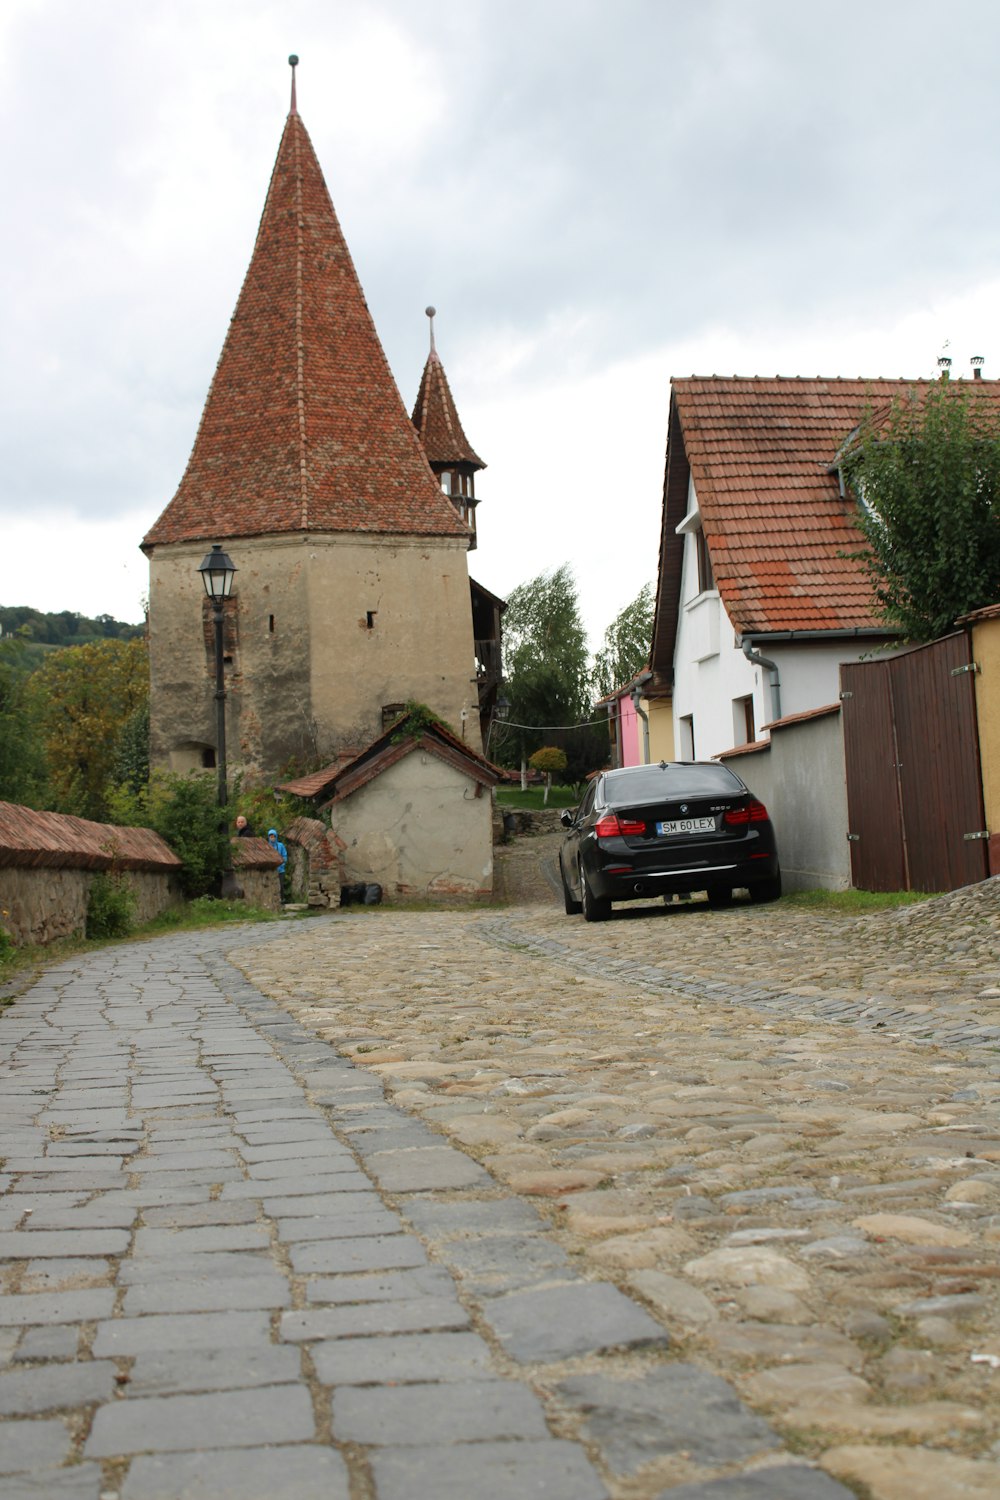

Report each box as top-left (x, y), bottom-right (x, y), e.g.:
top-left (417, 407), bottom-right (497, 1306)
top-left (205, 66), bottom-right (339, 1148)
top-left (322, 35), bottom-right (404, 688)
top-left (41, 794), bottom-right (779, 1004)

top-left (440, 471), bottom-right (452, 494)
top-left (695, 527), bottom-right (715, 593)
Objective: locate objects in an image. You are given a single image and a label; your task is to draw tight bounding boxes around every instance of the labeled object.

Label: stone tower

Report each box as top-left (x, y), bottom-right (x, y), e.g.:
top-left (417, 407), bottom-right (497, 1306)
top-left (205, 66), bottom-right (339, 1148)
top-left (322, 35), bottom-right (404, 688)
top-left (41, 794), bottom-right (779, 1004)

top-left (142, 68), bottom-right (480, 780)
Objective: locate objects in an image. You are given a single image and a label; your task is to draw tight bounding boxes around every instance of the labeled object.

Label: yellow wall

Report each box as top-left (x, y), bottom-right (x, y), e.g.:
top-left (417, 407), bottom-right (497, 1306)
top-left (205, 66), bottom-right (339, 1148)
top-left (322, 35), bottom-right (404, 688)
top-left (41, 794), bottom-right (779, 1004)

top-left (971, 615), bottom-right (1000, 859)
top-left (644, 697), bottom-right (674, 763)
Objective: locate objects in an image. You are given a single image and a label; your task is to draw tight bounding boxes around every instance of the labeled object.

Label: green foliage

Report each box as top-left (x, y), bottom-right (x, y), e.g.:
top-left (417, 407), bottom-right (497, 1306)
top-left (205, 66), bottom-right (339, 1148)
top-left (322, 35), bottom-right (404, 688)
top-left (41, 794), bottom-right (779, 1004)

top-left (112, 703), bottom-right (150, 795)
top-left (843, 381), bottom-right (1000, 639)
top-left (28, 637), bottom-right (149, 820)
top-left (495, 785), bottom-right (579, 810)
top-left (0, 606), bottom-right (143, 646)
top-left (0, 631), bottom-right (48, 807)
top-left (85, 872), bottom-right (136, 940)
top-left (233, 776), bottom-right (312, 840)
top-left (388, 700), bottom-right (449, 742)
top-left (528, 746), bottom-right (568, 775)
top-left (592, 582), bottom-right (654, 700)
top-left (499, 566), bottom-right (591, 764)
top-left (108, 771), bottom-right (230, 899)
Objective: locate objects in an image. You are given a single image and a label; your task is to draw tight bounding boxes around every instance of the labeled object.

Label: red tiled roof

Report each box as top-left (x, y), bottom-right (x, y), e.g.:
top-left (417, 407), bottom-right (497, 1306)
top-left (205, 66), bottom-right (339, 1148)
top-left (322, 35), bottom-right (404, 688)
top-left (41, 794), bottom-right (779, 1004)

top-left (0, 802), bottom-right (180, 872)
top-left (143, 112), bottom-right (467, 549)
top-left (411, 351), bottom-right (485, 469)
top-left (651, 376), bottom-right (1000, 675)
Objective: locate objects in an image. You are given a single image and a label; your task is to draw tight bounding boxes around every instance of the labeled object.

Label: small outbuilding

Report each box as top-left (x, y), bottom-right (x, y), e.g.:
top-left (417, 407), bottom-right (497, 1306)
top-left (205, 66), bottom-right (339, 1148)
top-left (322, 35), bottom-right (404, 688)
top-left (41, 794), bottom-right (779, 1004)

top-left (279, 710), bottom-right (499, 901)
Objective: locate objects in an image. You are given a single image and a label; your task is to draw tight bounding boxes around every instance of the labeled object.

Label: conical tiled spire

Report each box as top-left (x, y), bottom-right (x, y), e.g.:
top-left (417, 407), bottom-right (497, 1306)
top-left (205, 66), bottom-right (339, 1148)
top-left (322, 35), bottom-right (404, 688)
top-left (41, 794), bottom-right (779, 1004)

top-left (412, 337), bottom-right (485, 471)
top-left (144, 110), bottom-right (464, 547)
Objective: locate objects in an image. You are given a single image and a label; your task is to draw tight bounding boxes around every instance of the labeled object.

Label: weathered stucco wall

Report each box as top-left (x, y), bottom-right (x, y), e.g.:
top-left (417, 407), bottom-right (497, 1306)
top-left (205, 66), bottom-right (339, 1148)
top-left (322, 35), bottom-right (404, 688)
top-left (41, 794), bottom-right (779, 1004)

top-left (332, 750), bottom-right (493, 898)
top-left (719, 706), bottom-right (850, 893)
top-left (146, 531), bottom-right (480, 781)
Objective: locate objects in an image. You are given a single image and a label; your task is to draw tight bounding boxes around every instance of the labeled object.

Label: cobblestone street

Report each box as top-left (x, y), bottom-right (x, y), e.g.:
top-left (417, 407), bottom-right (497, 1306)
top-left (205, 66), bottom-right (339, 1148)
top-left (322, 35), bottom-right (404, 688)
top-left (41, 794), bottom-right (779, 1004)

top-left (1, 859), bottom-right (999, 1498)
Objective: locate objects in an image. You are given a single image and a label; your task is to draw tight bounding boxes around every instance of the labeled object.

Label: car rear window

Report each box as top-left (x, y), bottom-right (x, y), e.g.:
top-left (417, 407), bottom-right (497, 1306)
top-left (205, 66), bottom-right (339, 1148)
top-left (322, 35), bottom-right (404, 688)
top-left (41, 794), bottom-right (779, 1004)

top-left (603, 764), bottom-right (745, 804)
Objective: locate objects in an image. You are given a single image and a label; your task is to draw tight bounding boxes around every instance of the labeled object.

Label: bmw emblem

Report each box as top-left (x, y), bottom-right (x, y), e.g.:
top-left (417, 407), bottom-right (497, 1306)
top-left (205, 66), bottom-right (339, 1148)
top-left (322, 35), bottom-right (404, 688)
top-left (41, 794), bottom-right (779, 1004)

top-left (679, 803), bottom-right (688, 813)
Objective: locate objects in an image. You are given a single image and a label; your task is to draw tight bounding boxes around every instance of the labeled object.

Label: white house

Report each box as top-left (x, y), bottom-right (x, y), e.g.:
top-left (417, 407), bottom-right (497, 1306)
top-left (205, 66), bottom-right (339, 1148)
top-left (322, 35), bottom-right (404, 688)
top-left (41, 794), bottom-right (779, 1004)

top-left (646, 376), bottom-right (963, 759)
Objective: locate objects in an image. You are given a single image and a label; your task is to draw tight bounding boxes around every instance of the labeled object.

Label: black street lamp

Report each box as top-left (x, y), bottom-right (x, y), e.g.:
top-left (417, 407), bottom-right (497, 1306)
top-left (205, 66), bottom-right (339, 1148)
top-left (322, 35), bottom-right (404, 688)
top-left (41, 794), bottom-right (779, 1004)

top-left (197, 543), bottom-right (240, 897)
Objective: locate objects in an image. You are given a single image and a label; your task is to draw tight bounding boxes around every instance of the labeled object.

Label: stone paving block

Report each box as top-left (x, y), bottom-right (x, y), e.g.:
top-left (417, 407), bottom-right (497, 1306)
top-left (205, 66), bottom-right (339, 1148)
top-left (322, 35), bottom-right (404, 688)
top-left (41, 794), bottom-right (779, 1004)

top-left (224, 1173), bottom-right (372, 1200)
top-left (558, 1367), bottom-right (780, 1474)
top-left (312, 1329), bottom-right (495, 1385)
top-left (121, 1444), bottom-right (351, 1500)
top-left (0, 1288), bottom-right (116, 1326)
top-left (363, 1147), bottom-right (493, 1192)
top-left (127, 1343), bottom-right (301, 1396)
top-left (0, 1462), bottom-right (105, 1498)
top-left (263, 1189), bottom-right (384, 1217)
top-left (485, 1283), bottom-right (670, 1364)
top-left (244, 1157), bottom-right (363, 1181)
top-left (20, 1259), bottom-right (112, 1292)
top-left (369, 1439), bottom-right (609, 1500)
top-left (21, 1201), bottom-right (138, 1230)
top-left (0, 1229), bottom-right (129, 1260)
top-left (401, 1197), bottom-right (548, 1239)
top-left (653, 1468), bottom-right (856, 1499)
top-left (0, 1360), bottom-right (116, 1415)
top-left (122, 1273), bottom-right (290, 1315)
top-left (92, 1309), bottom-right (271, 1357)
top-left (289, 1235), bottom-right (427, 1275)
top-left (282, 1295), bottom-right (469, 1341)
top-left (133, 1225), bottom-right (269, 1255)
top-left (333, 1377), bottom-right (549, 1444)
top-left (275, 1210), bottom-right (400, 1242)
top-left (239, 1139), bottom-right (348, 1162)
top-left (305, 1265), bottom-right (454, 1304)
top-left (129, 1150), bottom-right (236, 1172)
top-left (0, 1415), bottom-right (72, 1472)
top-left (14, 1325), bottom-right (79, 1361)
top-left (85, 1382), bottom-right (315, 1456)
top-left (141, 1201), bottom-right (259, 1228)
top-left (120, 1250), bottom-right (272, 1283)
top-left (442, 1234), bottom-right (577, 1287)
top-left (11, 1172), bottom-right (125, 1192)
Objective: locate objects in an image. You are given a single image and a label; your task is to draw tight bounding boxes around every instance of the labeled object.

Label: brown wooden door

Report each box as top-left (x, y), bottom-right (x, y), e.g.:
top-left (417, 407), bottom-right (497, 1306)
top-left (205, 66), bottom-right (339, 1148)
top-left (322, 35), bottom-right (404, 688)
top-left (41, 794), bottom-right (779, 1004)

top-left (842, 633), bottom-right (988, 892)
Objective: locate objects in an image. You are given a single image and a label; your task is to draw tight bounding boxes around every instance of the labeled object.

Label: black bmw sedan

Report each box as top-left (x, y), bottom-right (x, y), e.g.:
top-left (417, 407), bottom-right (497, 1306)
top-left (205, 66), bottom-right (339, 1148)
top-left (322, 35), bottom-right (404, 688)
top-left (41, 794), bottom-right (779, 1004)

top-left (558, 761), bottom-right (781, 921)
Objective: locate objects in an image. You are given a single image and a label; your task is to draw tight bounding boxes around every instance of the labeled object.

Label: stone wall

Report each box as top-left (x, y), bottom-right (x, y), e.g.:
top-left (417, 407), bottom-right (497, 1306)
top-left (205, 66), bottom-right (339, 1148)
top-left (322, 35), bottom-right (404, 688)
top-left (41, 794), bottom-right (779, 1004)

top-left (231, 836), bottom-right (282, 912)
top-left (0, 801), bottom-right (183, 947)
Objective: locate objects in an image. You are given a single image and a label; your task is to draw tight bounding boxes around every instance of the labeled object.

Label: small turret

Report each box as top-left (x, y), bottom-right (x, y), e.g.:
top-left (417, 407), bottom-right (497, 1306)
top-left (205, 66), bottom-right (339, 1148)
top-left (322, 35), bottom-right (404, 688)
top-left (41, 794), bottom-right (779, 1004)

top-left (412, 308), bottom-right (486, 549)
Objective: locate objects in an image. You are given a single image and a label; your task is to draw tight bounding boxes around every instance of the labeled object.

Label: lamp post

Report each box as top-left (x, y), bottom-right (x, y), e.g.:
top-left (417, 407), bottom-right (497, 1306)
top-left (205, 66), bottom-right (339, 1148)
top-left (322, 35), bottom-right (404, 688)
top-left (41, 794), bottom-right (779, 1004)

top-left (197, 544), bottom-right (240, 897)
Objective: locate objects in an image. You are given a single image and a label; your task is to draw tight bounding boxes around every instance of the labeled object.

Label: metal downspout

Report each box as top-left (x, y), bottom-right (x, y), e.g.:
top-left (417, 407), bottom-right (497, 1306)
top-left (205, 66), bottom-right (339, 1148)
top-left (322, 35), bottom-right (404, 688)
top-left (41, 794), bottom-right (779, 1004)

top-left (631, 688), bottom-right (651, 764)
top-left (741, 638), bottom-right (781, 723)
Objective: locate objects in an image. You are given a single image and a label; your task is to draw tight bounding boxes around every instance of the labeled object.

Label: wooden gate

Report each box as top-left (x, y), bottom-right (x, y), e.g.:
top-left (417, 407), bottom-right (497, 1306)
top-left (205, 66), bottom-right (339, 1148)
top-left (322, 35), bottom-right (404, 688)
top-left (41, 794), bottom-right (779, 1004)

top-left (841, 632), bottom-right (989, 892)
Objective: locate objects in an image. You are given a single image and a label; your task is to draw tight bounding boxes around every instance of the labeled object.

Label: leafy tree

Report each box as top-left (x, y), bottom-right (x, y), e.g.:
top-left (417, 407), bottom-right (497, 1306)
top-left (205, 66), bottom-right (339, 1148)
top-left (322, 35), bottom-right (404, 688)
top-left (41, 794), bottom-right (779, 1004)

top-left (0, 630), bottom-right (47, 807)
top-left (108, 771), bottom-right (230, 898)
top-left (112, 703), bottom-right (150, 796)
top-left (844, 381), bottom-right (1000, 640)
top-left (28, 637), bottom-right (149, 820)
top-left (592, 582), bottom-right (654, 700)
top-left (528, 745), bottom-right (567, 805)
top-left (500, 566), bottom-right (591, 778)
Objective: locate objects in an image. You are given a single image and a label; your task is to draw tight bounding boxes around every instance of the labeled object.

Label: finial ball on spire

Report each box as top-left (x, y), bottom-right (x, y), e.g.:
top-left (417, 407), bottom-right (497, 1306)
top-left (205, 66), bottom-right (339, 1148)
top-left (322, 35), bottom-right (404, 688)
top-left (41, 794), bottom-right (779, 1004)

top-left (425, 306), bottom-right (436, 319)
top-left (289, 54), bottom-right (299, 66)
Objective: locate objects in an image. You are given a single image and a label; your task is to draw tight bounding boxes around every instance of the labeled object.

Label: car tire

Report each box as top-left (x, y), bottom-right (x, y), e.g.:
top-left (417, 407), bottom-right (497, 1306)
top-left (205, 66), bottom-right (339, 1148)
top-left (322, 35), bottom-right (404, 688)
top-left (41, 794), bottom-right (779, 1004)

top-left (581, 869), bottom-right (612, 923)
top-left (561, 866), bottom-right (582, 915)
top-left (749, 869), bottom-right (782, 903)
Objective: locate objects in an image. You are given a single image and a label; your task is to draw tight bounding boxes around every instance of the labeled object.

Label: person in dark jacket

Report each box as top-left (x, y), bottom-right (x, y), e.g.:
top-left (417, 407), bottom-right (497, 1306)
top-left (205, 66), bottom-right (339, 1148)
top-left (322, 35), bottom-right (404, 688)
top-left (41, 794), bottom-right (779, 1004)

top-left (267, 828), bottom-right (288, 902)
top-left (235, 815), bottom-right (254, 837)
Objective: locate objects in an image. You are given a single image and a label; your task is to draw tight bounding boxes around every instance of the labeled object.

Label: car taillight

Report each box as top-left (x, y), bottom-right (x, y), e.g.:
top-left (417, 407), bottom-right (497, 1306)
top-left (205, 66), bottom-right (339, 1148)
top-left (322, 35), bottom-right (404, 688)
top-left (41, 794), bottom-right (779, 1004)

top-left (594, 813), bottom-right (646, 837)
top-left (724, 799), bottom-right (769, 826)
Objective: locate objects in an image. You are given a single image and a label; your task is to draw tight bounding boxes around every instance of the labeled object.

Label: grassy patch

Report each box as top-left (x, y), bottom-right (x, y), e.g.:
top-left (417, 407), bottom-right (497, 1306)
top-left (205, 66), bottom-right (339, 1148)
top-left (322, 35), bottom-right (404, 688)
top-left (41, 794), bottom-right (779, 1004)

top-left (495, 785), bottom-right (579, 810)
top-left (783, 888), bottom-right (937, 913)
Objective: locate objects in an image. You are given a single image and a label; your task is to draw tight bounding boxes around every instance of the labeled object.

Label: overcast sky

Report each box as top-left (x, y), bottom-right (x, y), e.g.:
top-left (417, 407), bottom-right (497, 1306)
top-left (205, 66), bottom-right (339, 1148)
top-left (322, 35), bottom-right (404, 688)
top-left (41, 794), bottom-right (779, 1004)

top-left (4, 0), bottom-right (1000, 647)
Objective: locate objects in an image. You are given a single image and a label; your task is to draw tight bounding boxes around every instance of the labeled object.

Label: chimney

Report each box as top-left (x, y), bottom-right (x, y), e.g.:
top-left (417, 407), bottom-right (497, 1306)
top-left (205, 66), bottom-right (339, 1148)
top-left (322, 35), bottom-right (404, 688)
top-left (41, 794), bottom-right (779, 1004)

top-left (937, 356), bottom-right (952, 381)
top-left (971, 355), bottom-right (984, 380)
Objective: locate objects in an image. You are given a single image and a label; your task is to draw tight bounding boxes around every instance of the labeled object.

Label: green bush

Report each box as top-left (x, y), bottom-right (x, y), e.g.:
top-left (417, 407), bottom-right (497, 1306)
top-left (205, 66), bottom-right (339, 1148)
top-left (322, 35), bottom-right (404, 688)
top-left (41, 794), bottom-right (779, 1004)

top-left (86, 873), bottom-right (136, 939)
top-left (108, 771), bottom-right (230, 899)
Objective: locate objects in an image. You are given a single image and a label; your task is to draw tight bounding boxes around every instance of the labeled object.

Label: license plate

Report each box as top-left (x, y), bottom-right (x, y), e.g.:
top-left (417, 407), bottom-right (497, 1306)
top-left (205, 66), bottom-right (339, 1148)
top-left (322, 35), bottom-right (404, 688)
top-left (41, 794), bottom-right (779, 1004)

top-left (656, 817), bottom-right (715, 836)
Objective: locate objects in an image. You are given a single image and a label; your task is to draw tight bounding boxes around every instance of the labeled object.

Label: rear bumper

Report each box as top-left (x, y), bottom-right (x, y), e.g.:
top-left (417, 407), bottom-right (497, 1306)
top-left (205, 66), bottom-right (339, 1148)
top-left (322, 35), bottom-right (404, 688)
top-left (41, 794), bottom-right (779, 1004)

top-left (583, 844), bottom-right (779, 901)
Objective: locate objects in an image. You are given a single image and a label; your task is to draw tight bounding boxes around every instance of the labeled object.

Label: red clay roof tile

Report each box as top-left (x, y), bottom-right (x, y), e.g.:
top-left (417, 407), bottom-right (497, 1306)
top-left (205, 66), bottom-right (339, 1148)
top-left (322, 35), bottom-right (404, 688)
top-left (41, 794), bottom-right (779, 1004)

top-left (144, 112), bottom-right (467, 549)
top-left (411, 351), bottom-right (485, 469)
top-left (652, 376), bottom-right (1000, 674)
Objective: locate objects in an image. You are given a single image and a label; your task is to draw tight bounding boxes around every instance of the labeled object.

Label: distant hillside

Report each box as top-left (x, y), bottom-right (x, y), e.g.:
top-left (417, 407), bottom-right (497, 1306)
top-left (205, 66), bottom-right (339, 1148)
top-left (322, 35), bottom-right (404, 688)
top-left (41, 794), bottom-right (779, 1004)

top-left (0, 606), bottom-right (145, 647)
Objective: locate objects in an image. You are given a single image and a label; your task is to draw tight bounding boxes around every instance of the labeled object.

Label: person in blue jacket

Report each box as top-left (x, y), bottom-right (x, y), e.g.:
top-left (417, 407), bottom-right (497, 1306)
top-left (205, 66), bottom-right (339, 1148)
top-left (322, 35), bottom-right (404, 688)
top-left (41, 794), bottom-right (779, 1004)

top-left (267, 828), bottom-right (288, 902)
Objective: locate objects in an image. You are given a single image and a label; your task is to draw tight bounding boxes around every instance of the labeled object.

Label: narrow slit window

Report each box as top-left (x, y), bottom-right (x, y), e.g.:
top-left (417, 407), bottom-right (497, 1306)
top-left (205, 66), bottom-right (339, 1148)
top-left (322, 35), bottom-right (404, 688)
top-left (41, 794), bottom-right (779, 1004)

top-left (366, 611), bottom-right (377, 629)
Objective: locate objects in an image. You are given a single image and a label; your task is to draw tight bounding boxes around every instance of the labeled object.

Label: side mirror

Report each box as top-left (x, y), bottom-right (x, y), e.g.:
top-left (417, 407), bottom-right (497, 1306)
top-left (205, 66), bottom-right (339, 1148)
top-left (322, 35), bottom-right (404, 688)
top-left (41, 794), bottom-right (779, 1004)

top-left (559, 808), bottom-right (575, 828)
